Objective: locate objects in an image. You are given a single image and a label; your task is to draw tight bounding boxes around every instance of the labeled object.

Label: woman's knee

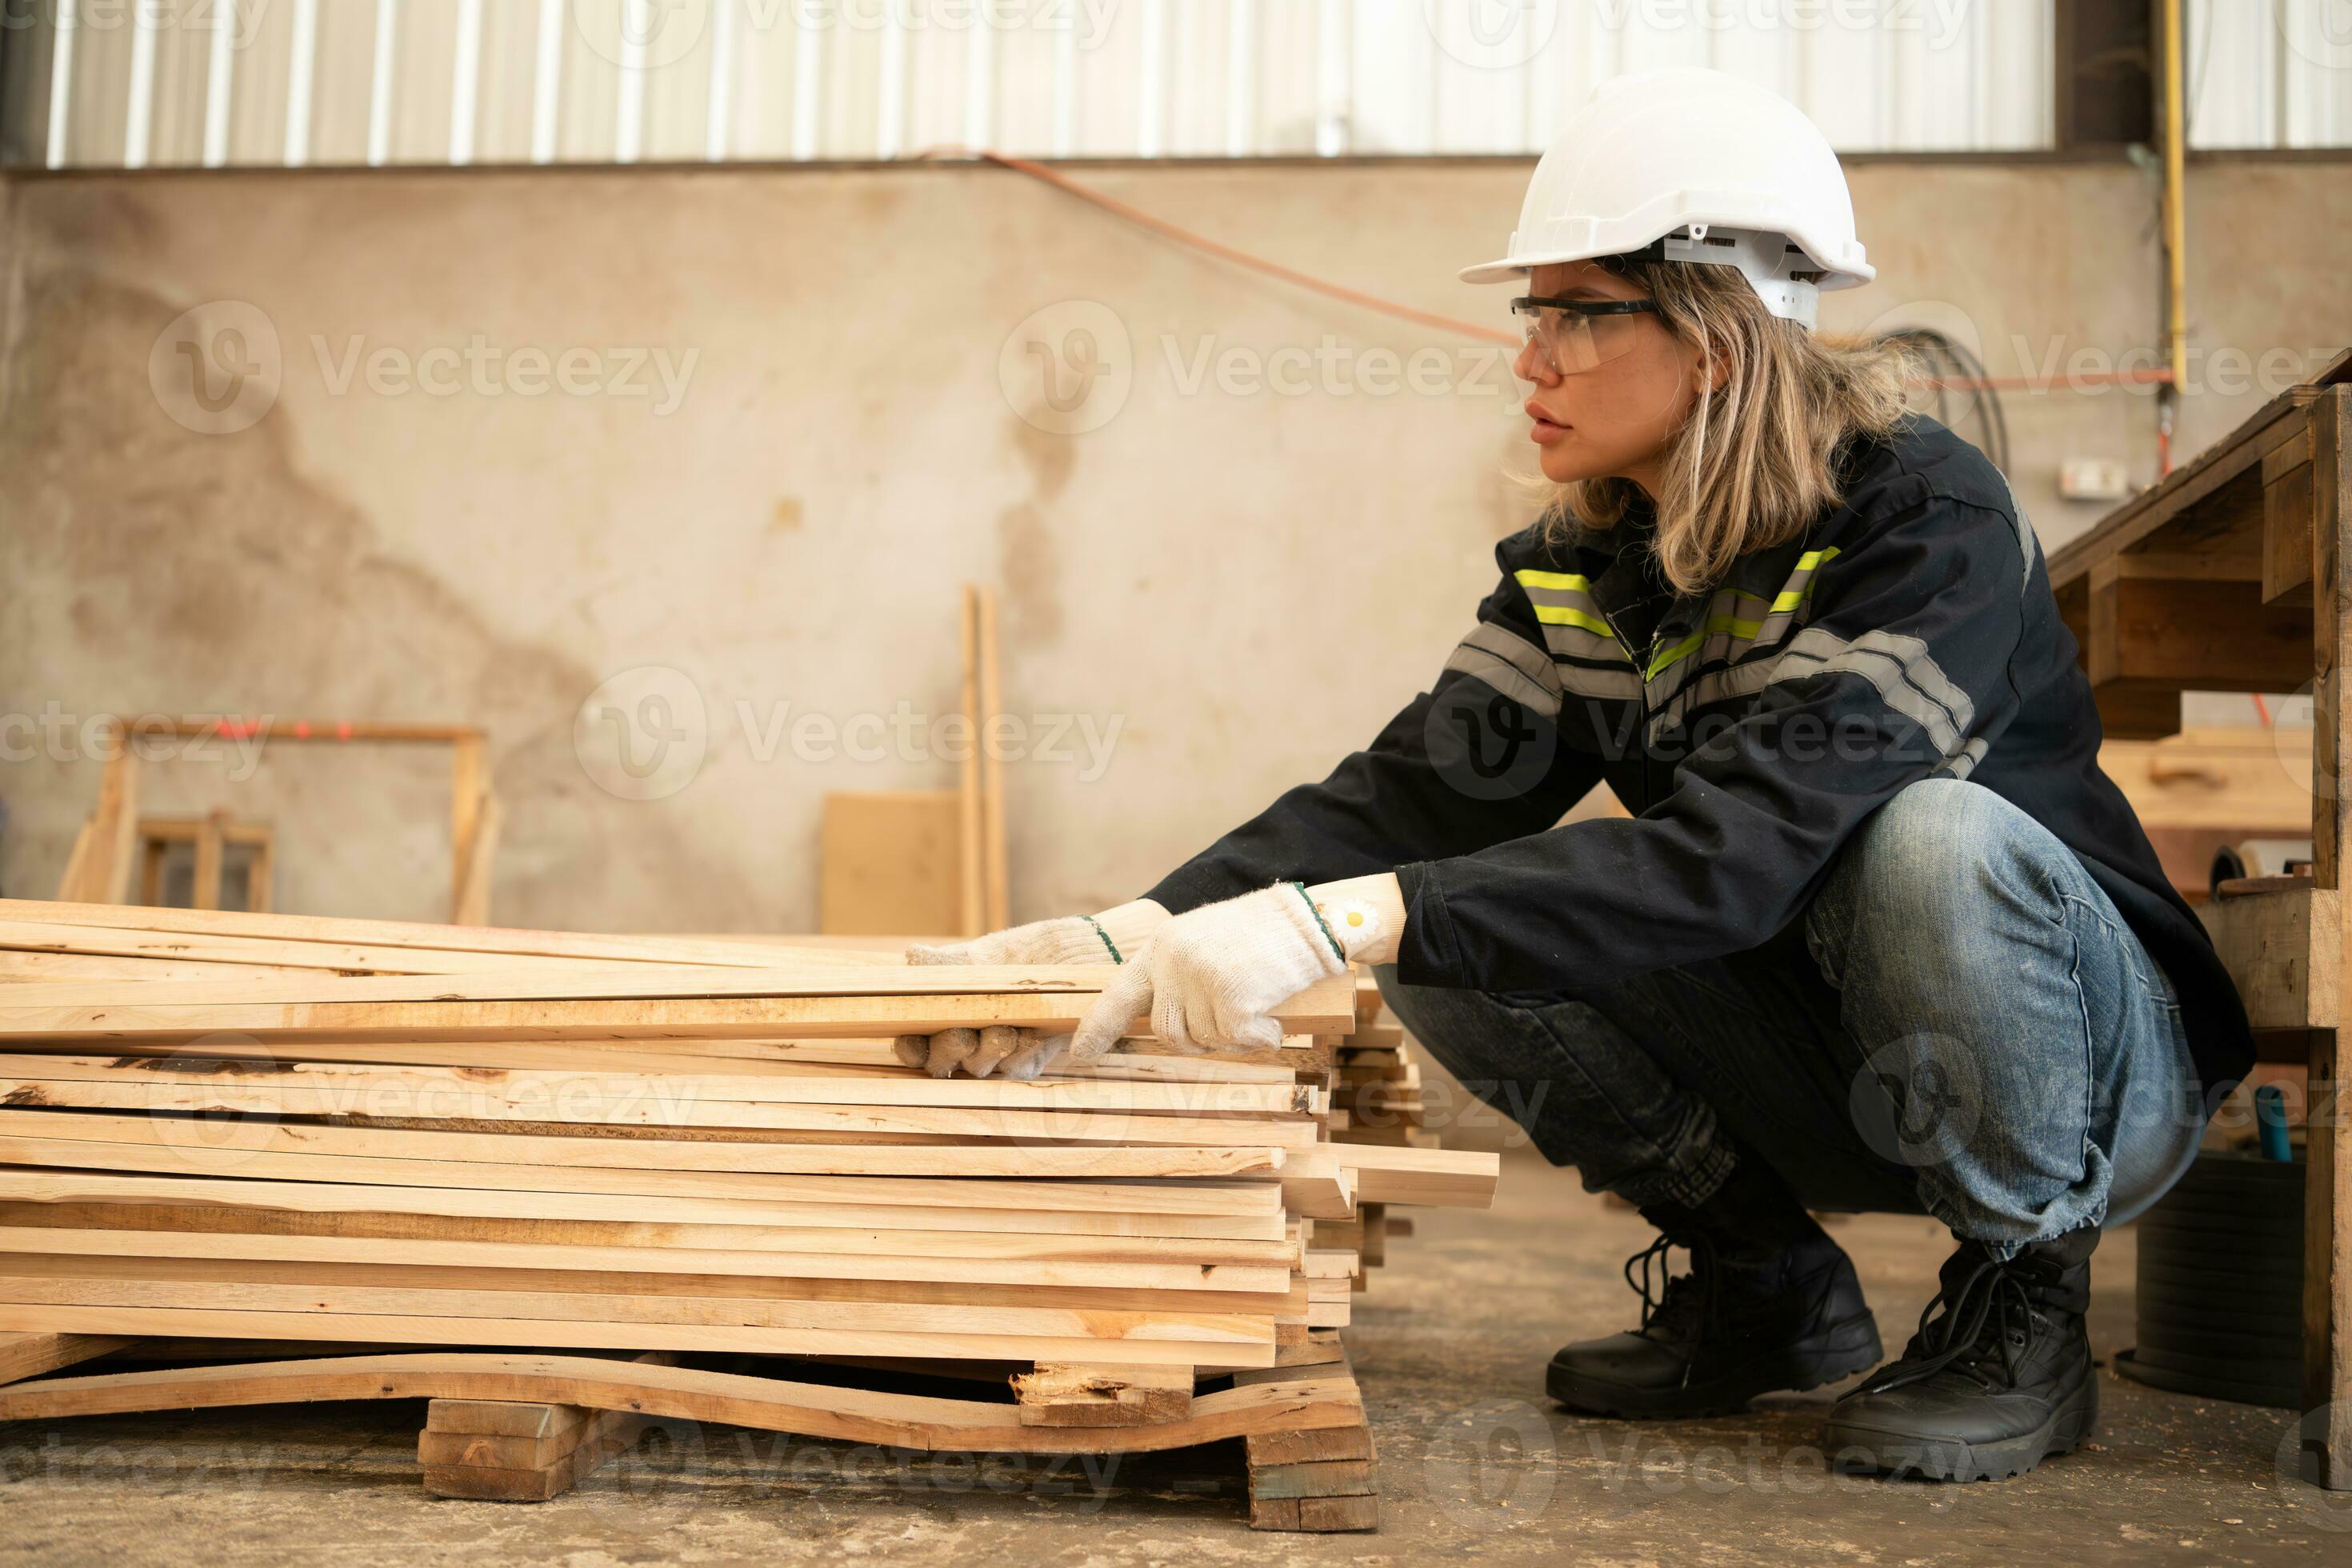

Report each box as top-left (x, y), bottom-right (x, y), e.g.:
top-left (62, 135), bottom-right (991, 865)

top-left (1810, 779), bottom-right (2068, 981)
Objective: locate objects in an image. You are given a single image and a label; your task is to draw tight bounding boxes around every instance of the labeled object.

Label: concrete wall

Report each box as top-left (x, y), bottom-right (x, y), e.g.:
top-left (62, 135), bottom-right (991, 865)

top-left (2, 154), bottom-right (2347, 931)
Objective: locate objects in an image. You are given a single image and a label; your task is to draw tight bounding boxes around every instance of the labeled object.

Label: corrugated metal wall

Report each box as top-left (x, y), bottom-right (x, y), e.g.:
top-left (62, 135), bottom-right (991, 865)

top-left (1, 2), bottom-right (2344, 170)
top-left (2187, 0), bottom-right (2352, 149)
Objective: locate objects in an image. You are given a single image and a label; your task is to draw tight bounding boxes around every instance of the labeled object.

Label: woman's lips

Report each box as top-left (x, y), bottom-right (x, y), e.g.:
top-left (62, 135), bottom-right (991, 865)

top-left (1526, 399), bottom-right (1568, 445)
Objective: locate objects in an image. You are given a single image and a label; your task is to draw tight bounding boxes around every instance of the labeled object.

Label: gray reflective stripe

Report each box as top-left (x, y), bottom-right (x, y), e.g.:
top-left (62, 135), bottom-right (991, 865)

top-left (1773, 626), bottom-right (1976, 758)
top-left (1460, 620), bottom-right (1562, 691)
top-left (1442, 646), bottom-right (1561, 718)
top-left (1517, 582), bottom-right (1606, 619)
top-left (1942, 737), bottom-right (1990, 781)
top-left (1998, 478), bottom-right (2038, 591)
top-left (1558, 665), bottom-right (1645, 701)
top-left (1648, 552), bottom-right (1841, 710)
top-left (1650, 656), bottom-right (1784, 737)
top-left (1536, 621), bottom-right (1633, 664)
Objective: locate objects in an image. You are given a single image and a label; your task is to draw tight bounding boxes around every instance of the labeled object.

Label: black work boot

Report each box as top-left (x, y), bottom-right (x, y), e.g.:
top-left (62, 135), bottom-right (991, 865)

top-left (1546, 1161), bottom-right (1882, 1419)
top-left (1822, 1228), bottom-right (2099, 1482)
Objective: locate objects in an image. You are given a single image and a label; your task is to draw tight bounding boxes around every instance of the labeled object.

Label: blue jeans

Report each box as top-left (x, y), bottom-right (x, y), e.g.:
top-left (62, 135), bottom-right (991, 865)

top-left (1377, 779), bottom-right (2208, 1257)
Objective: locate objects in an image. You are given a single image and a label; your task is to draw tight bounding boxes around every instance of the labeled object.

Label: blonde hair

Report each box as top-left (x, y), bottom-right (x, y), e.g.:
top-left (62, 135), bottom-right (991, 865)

top-left (1542, 258), bottom-right (1913, 596)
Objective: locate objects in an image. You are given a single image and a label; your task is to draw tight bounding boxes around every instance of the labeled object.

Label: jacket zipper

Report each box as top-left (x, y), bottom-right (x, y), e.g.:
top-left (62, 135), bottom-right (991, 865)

top-left (1599, 602), bottom-right (1660, 815)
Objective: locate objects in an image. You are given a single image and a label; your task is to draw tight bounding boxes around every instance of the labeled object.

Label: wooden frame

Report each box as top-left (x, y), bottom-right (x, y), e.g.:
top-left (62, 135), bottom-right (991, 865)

top-left (2045, 349), bottom-right (2352, 1488)
top-left (54, 718), bottom-right (498, 926)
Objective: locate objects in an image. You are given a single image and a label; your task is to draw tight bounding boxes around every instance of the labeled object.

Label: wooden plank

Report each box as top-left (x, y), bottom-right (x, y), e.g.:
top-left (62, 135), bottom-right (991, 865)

top-left (58, 747), bottom-right (142, 906)
top-left (976, 586), bottom-right (1010, 934)
top-left (2047, 390), bottom-right (2316, 589)
top-left (0, 1202), bottom-right (1294, 1266)
top-left (0, 1306), bottom-right (1254, 1368)
top-left (0, 1054), bottom-right (1312, 1114)
top-left (0, 1169), bottom-right (1289, 1238)
top-left (38, 1035), bottom-right (1306, 1085)
top-left (820, 792), bottom-right (965, 938)
top-left (2266, 426), bottom-right (2317, 606)
top-left (1330, 1145), bottom-right (1499, 1207)
top-left (420, 1405), bottom-right (646, 1474)
top-left (0, 898), bottom-right (875, 971)
top-left (190, 812), bottom-right (226, 914)
top-left (422, 1410), bottom-right (651, 1500)
top-left (2198, 888), bottom-right (2341, 1030)
top-left (2316, 382), bottom-right (2352, 1491)
top-left (0, 1262), bottom-right (1276, 1345)
top-left (2086, 575), bottom-right (2313, 693)
top-left (0, 1228), bottom-right (1293, 1295)
top-left (0, 972), bottom-right (1358, 1042)
top-left (450, 737), bottom-right (484, 922)
top-left (450, 793), bottom-right (502, 929)
top-left (0, 1329), bottom-right (137, 1386)
top-left (0, 1109), bottom-right (1286, 1181)
top-left (0, 1078), bottom-right (1316, 1149)
top-left (2, 961), bottom-right (1147, 1007)
top-left (0, 1353), bottom-right (1366, 1450)
top-left (1010, 1362), bottom-right (1194, 1427)
top-left (0, 1134), bottom-right (1285, 1215)
top-left (958, 585), bottom-right (986, 938)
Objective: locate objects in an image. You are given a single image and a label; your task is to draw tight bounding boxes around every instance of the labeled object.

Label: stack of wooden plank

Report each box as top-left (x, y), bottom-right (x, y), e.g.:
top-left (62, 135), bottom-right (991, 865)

top-left (0, 900), bottom-right (1498, 1378)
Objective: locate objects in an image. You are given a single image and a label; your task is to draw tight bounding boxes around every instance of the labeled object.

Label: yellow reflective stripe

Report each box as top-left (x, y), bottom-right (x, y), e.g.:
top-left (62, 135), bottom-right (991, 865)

top-left (1514, 568), bottom-right (1596, 592)
top-left (1645, 631), bottom-right (1705, 682)
top-left (1649, 546), bottom-right (1849, 680)
top-left (1528, 603), bottom-right (1617, 638)
top-left (1769, 547), bottom-right (1842, 614)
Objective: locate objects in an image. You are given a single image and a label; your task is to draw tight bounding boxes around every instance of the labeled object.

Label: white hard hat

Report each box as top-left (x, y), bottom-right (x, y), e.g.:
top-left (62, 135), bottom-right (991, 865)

top-left (1461, 68), bottom-right (1873, 330)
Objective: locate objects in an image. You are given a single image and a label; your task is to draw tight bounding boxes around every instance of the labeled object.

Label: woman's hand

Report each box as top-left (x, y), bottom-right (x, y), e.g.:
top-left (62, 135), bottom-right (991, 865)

top-left (1066, 881), bottom-right (1395, 1064)
top-left (896, 900), bottom-right (1167, 1078)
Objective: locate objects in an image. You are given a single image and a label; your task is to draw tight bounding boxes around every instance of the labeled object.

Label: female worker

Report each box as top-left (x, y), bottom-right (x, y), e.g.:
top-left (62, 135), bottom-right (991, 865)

top-left (901, 69), bottom-right (2250, 1486)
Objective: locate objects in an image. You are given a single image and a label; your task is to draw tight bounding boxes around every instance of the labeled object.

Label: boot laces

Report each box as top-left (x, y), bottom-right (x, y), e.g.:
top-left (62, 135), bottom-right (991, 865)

top-left (1862, 1255), bottom-right (2041, 1394)
top-left (1626, 1234), bottom-right (1715, 1345)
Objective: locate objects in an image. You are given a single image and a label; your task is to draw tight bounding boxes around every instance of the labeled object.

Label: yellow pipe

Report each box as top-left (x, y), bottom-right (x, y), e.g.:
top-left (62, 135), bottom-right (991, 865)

top-left (2162, 0), bottom-right (2190, 405)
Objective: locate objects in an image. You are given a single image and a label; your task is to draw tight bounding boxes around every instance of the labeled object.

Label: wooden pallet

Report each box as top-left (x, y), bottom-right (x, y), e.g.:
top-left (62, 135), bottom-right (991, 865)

top-left (0, 1330), bottom-right (1379, 1530)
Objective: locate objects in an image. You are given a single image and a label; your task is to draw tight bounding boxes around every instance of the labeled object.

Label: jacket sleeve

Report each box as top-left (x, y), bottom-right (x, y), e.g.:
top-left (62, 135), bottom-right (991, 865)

top-left (1395, 493), bottom-right (2033, 992)
top-left (1144, 562), bottom-right (1605, 914)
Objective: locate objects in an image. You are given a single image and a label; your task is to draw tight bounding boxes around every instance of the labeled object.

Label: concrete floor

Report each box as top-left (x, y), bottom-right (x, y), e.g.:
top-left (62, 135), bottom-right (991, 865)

top-left (2, 1147), bottom-right (2343, 1565)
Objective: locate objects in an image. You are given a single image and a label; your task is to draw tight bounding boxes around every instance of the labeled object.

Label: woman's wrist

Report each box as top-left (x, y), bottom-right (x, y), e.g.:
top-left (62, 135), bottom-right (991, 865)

top-left (1300, 874), bottom-right (1406, 966)
top-left (1090, 899), bottom-right (1171, 958)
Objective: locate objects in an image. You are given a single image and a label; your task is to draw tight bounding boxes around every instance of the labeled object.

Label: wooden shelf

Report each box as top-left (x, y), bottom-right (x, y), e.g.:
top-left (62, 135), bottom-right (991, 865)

top-left (2198, 885), bottom-right (2339, 1030)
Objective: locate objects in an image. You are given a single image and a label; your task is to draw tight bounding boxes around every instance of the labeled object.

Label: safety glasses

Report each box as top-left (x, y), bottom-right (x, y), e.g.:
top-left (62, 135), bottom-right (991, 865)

top-left (1510, 296), bottom-right (1664, 375)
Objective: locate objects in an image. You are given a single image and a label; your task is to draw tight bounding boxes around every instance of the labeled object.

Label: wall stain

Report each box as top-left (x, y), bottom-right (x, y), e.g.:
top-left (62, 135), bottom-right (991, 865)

top-left (995, 415), bottom-right (1072, 646)
top-left (0, 233), bottom-right (769, 930)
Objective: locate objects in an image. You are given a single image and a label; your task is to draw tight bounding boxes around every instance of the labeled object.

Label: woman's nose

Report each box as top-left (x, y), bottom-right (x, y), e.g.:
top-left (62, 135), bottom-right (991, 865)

top-left (1513, 334), bottom-right (1557, 386)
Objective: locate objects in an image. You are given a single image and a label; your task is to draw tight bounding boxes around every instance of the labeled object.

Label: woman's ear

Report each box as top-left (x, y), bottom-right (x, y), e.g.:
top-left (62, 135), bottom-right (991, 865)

top-left (1705, 335), bottom-right (1734, 392)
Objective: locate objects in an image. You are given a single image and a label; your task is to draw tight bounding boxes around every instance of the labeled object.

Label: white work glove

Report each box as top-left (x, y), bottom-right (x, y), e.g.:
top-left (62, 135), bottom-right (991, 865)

top-left (895, 901), bottom-right (1168, 1079)
top-left (1066, 883), bottom-right (1347, 1066)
